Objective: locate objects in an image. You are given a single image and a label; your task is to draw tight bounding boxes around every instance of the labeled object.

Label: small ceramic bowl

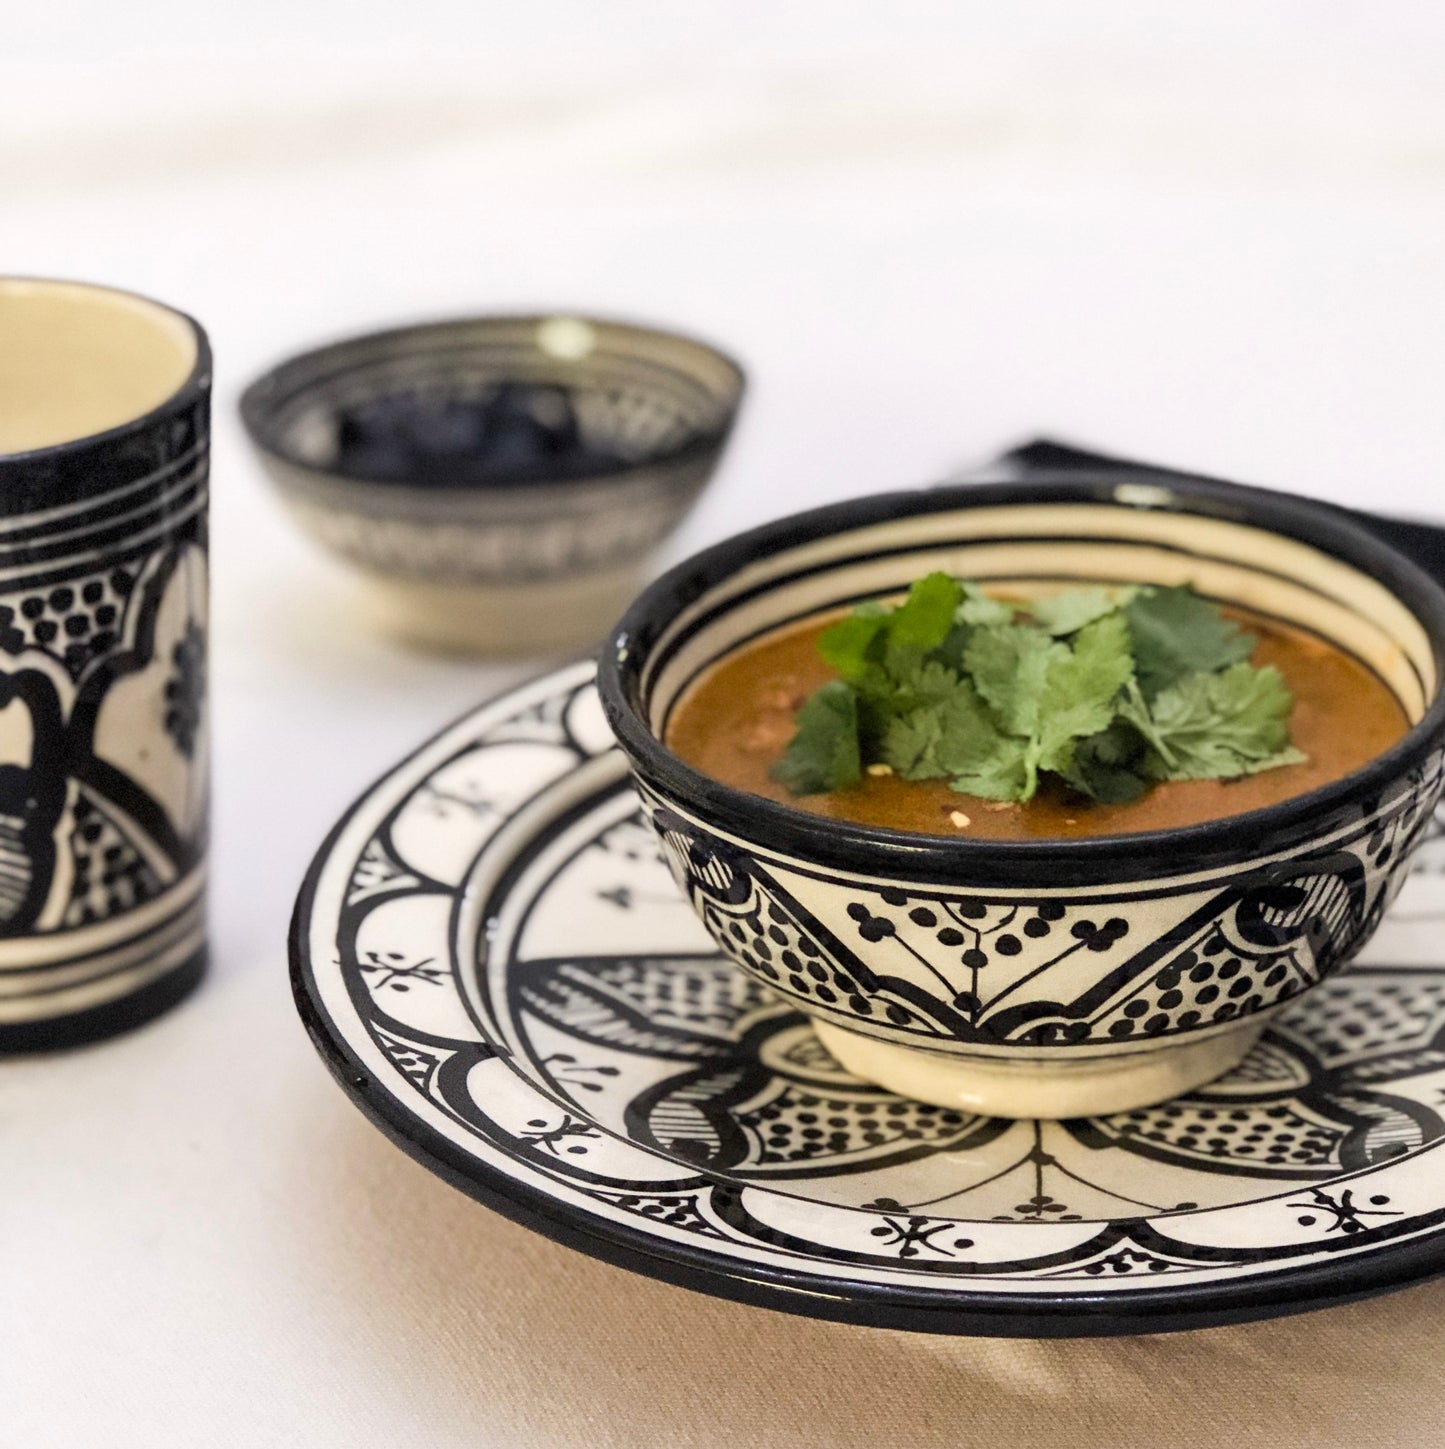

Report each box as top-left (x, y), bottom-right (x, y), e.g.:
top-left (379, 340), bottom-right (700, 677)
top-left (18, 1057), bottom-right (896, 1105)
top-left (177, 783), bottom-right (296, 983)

top-left (598, 479), bottom-right (1445, 1118)
top-left (240, 314), bottom-right (744, 654)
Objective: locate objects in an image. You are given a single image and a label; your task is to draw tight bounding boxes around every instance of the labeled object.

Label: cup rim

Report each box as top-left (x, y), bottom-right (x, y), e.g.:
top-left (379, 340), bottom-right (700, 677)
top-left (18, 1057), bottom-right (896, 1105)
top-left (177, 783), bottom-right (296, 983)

top-left (599, 477), bottom-right (1445, 879)
top-left (0, 276), bottom-right (211, 465)
top-left (237, 310), bottom-right (746, 498)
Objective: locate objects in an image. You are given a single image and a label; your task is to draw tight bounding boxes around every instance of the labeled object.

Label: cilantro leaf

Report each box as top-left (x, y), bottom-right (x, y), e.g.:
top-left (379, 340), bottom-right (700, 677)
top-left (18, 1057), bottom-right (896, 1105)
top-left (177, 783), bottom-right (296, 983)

top-left (959, 614), bottom-right (1134, 800)
top-left (770, 681), bottom-right (863, 794)
top-left (883, 572), bottom-right (963, 674)
top-left (1126, 586), bottom-right (1257, 697)
top-left (963, 624), bottom-right (1066, 737)
top-left (1056, 720), bottom-right (1151, 804)
top-left (933, 685), bottom-right (1017, 776)
top-left (817, 575), bottom-right (963, 704)
top-left (1034, 613), bottom-right (1136, 771)
top-left (956, 581), bottom-right (1017, 628)
top-left (852, 656), bottom-right (960, 756)
top-left (931, 620), bottom-right (975, 672)
top-left (930, 587), bottom-right (1017, 670)
top-left (894, 657), bottom-right (963, 708)
top-left (1030, 586), bottom-right (1122, 637)
top-left (1128, 663), bottom-right (1307, 780)
top-left (881, 679), bottom-right (1011, 781)
top-left (948, 742), bottom-right (1031, 802)
top-left (816, 609), bottom-right (888, 682)
top-left (880, 709), bottom-right (947, 780)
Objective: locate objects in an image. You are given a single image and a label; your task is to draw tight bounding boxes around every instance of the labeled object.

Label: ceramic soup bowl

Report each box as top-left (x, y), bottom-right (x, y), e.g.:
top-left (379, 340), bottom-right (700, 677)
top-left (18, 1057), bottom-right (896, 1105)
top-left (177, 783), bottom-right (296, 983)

top-left (598, 479), bottom-right (1445, 1118)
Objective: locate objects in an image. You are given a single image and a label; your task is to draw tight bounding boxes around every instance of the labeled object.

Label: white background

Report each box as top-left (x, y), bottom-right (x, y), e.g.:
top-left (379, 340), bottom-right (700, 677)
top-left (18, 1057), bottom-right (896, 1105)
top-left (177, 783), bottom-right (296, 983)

top-left (6, 6), bottom-right (1445, 1445)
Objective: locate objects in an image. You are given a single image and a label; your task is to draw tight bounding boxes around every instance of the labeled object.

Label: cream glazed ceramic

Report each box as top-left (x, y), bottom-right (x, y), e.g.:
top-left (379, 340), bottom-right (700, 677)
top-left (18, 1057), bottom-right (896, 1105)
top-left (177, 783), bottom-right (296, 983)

top-left (0, 279), bottom-right (210, 1049)
top-left (291, 659), bottom-right (1445, 1336)
top-left (599, 481), bottom-right (1445, 1117)
top-left (240, 314), bottom-right (744, 655)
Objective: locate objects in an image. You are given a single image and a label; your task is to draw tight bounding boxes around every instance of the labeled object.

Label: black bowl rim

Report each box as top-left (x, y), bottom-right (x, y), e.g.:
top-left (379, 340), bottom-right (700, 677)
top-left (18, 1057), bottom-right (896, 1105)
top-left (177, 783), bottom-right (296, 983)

top-left (0, 276), bottom-right (211, 466)
top-left (238, 310), bottom-right (747, 497)
top-left (599, 477), bottom-right (1445, 883)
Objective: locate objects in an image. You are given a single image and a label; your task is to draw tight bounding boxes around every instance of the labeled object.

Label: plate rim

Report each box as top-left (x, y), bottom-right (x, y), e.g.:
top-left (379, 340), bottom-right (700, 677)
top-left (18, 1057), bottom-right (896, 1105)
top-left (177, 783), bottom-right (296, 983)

top-left (289, 661), bottom-right (1445, 1337)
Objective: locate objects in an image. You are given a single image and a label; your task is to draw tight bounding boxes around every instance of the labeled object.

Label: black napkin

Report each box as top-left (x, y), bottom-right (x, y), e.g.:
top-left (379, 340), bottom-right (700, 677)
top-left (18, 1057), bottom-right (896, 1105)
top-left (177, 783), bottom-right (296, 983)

top-left (988, 438), bottom-right (1445, 585)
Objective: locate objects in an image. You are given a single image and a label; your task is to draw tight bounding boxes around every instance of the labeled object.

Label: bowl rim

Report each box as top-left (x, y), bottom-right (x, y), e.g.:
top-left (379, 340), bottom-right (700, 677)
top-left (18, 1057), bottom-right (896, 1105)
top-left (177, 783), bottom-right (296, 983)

top-left (598, 476), bottom-right (1445, 881)
top-left (237, 310), bottom-right (746, 498)
top-left (0, 276), bottom-right (211, 469)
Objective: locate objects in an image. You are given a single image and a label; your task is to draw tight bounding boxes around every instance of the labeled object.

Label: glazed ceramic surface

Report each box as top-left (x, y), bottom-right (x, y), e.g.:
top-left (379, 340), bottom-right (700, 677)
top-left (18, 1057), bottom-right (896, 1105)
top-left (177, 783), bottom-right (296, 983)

top-left (292, 662), bottom-right (1445, 1335)
top-left (600, 482), bottom-right (1445, 1116)
top-left (240, 314), bottom-right (743, 654)
top-left (0, 280), bottom-right (210, 1049)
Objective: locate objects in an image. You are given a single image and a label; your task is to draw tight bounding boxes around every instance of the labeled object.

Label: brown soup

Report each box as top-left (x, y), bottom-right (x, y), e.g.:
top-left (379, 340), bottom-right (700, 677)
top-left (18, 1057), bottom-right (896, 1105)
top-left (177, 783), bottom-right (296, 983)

top-left (665, 606), bottom-right (1410, 840)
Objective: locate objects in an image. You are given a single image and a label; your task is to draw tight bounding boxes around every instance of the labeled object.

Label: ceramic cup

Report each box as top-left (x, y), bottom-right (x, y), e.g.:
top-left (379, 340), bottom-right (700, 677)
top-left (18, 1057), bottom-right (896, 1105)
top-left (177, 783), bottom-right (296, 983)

top-left (0, 278), bottom-right (210, 1050)
top-left (599, 479), bottom-right (1445, 1117)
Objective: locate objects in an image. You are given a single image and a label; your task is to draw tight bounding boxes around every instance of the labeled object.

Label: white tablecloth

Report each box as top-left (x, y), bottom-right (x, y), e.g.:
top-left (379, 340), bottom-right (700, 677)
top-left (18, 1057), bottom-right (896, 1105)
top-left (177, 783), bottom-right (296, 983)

top-left (8, 8), bottom-right (1445, 1445)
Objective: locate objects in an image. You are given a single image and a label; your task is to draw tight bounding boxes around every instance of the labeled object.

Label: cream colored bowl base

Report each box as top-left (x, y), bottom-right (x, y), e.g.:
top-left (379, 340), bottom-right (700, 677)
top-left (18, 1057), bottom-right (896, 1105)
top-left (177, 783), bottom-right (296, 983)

top-left (357, 565), bottom-right (646, 656)
top-left (813, 1018), bottom-right (1268, 1119)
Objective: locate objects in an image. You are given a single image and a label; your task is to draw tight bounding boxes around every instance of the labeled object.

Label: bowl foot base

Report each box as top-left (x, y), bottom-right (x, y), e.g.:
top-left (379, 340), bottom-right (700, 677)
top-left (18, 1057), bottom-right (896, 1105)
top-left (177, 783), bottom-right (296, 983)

top-left (360, 565), bottom-right (646, 656)
top-left (812, 1018), bottom-right (1267, 1118)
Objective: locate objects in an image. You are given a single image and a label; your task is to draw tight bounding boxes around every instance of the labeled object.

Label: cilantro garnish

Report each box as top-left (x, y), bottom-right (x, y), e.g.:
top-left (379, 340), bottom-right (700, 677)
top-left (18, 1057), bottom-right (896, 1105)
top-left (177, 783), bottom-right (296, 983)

top-left (1124, 585), bottom-right (1257, 698)
top-left (1122, 664), bottom-right (1307, 779)
top-left (769, 575), bottom-right (1306, 806)
top-left (768, 681), bottom-right (863, 795)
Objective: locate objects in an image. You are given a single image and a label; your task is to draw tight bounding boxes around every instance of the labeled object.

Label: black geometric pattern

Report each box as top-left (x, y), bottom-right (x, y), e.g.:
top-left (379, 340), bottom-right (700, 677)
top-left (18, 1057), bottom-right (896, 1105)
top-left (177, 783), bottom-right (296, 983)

top-left (300, 666), bottom-right (1445, 1332)
top-left (642, 767), bottom-right (1443, 1054)
top-left (0, 565), bottom-right (136, 679)
top-left (0, 443), bottom-right (208, 942)
top-left (63, 791), bottom-right (164, 928)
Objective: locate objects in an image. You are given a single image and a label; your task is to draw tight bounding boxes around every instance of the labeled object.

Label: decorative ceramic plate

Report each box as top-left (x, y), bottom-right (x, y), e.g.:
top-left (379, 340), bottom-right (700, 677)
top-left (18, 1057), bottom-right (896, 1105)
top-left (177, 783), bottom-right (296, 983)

top-left (292, 661), bottom-right (1445, 1336)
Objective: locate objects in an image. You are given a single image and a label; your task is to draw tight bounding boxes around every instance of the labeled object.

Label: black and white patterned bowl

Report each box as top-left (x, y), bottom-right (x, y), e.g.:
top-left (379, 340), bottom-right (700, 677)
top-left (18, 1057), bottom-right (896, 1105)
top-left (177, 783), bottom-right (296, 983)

top-left (598, 479), bottom-right (1445, 1117)
top-left (240, 314), bottom-right (744, 653)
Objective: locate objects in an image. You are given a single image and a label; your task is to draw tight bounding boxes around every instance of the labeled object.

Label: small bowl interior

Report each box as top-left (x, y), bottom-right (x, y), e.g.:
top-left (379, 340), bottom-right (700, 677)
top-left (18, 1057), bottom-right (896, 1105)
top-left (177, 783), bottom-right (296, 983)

top-left (640, 495), bottom-right (1439, 747)
top-left (242, 314), bottom-right (743, 491)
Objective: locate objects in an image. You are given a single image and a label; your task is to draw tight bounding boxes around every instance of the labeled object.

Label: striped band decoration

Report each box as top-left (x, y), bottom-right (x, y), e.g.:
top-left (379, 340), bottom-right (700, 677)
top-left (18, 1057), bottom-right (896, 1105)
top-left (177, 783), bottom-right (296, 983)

top-left (0, 453), bottom-right (207, 593)
top-left (0, 869), bottom-right (206, 1023)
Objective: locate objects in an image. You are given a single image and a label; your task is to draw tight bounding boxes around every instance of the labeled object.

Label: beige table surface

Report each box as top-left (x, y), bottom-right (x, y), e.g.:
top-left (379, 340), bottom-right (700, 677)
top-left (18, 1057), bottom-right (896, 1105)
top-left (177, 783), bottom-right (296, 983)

top-left (7, 6), bottom-right (1445, 1445)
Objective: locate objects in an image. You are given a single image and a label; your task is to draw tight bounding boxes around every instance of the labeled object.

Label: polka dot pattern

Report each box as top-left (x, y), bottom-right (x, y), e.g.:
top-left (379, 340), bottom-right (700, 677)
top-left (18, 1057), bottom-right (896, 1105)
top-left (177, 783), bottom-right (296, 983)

top-left (687, 870), bottom-right (930, 1029)
top-left (0, 566), bottom-right (135, 676)
top-left (1289, 976), bottom-right (1445, 1064)
top-left (1106, 1098), bottom-right (1341, 1169)
top-left (1092, 933), bottom-right (1306, 1042)
top-left (741, 1088), bottom-right (971, 1166)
